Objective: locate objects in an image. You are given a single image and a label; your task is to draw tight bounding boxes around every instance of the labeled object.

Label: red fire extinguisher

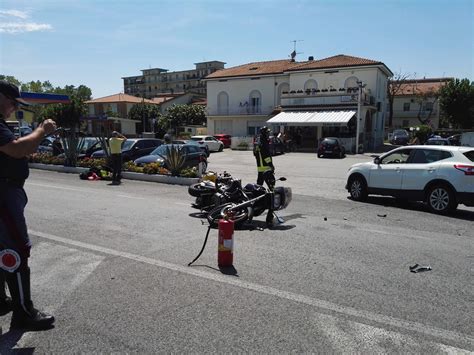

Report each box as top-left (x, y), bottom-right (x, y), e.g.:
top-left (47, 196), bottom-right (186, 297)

top-left (218, 215), bottom-right (234, 267)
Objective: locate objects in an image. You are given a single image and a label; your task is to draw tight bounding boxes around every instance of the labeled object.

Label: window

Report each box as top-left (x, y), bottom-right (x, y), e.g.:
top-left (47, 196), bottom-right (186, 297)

top-left (217, 91), bottom-right (229, 115)
top-left (403, 103), bottom-right (410, 111)
top-left (249, 90), bottom-right (262, 114)
top-left (344, 76), bottom-right (359, 89)
top-left (304, 79), bottom-right (318, 91)
top-left (381, 149), bottom-right (412, 164)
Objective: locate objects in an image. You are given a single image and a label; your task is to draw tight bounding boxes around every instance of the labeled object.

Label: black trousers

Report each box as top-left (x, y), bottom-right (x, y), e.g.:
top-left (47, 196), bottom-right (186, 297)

top-left (110, 154), bottom-right (122, 182)
top-left (257, 170), bottom-right (275, 191)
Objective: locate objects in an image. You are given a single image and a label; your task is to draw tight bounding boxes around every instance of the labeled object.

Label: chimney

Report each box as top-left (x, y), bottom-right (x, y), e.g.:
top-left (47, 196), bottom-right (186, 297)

top-left (308, 56), bottom-right (314, 61)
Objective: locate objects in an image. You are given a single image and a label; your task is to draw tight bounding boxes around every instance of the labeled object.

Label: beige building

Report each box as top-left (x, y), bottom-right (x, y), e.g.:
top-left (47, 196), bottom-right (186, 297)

top-left (388, 78), bottom-right (451, 130)
top-left (122, 61), bottom-right (225, 98)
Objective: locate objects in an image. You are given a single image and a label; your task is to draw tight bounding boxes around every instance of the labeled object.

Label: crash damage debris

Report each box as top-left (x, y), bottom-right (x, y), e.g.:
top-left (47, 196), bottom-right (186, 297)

top-left (410, 264), bottom-right (432, 273)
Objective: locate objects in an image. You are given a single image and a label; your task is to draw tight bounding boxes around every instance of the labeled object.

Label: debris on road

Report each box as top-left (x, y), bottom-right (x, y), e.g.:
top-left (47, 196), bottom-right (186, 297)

top-left (377, 214), bottom-right (387, 218)
top-left (410, 264), bottom-right (432, 273)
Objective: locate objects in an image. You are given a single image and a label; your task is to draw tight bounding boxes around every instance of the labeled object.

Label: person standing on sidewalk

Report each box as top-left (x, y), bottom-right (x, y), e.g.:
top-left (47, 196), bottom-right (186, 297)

top-left (109, 130), bottom-right (127, 185)
top-left (253, 126), bottom-right (276, 227)
top-left (0, 80), bottom-right (56, 330)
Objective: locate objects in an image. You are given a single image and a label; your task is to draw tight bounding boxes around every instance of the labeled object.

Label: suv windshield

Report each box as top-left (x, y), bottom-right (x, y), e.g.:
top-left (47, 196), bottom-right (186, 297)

top-left (393, 130), bottom-right (408, 136)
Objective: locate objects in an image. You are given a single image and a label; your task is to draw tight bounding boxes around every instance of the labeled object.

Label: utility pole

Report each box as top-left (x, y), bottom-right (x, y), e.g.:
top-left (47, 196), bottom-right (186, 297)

top-left (355, 80), bottom-right (366, 154)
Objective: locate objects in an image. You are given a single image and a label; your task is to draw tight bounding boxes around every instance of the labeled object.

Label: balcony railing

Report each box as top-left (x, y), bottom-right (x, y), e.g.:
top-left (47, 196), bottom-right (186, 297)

top-left (207, 105), bottom-right (275, 116)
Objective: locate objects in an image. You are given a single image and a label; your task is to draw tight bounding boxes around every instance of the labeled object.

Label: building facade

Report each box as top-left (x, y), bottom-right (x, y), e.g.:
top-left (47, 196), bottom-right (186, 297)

top-left (205, 54), bottom-right (392, 152)
top-left (122, 61), bottom-right (226, 98)
top-left (388, 78), bottom-right (451, 130)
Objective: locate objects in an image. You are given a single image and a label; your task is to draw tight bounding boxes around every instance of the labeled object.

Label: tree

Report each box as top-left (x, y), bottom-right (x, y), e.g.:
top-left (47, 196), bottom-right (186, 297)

top-left (438, 78), bottom-right (474, 129)
top-left (387, 72), bottom-right (413, 128)
top-left (163, 104), bottom-right (206, 134)
top-left (414, 87), bottom-right (439, 127)
top-left (127, 102), bottom-right (161, 132)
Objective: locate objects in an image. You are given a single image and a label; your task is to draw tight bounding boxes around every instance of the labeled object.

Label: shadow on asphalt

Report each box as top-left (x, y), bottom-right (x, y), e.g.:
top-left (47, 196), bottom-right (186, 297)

top-left (0, 328), bottom-right (35, 354)
top-left (348, 196), bottom-right (474, 222)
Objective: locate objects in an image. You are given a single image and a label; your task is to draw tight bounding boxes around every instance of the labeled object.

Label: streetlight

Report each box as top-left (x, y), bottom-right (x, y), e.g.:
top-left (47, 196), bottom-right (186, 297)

top-left (355, 80), bottom-right (366, 154)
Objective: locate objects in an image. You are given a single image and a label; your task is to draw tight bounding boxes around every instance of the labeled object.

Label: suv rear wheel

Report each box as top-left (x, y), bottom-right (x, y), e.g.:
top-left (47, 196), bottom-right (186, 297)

top-left (426, 184), bottom-right (457, 214)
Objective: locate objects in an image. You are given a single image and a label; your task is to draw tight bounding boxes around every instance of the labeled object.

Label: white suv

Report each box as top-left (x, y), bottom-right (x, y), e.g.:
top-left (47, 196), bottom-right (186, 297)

top-left (346, 145), bottom-right (474, 214)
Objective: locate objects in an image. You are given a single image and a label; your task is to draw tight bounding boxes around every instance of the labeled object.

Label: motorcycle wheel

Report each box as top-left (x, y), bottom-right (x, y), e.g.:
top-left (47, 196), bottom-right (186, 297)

top-left (188, 183), bottom-right (214, 197)
top-left (207, 203), bottom-right (250, 227)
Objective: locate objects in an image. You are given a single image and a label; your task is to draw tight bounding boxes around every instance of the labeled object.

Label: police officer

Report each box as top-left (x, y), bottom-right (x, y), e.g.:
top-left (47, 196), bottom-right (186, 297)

top-left (0, 80), bottom-right (56, 330)
top-left (253, 126), bottom-right (276, 226)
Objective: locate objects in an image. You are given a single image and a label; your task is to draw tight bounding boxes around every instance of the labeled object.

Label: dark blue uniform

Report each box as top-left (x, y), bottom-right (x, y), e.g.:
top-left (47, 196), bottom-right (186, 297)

top-left (0, 117), bottom-right (31, 258)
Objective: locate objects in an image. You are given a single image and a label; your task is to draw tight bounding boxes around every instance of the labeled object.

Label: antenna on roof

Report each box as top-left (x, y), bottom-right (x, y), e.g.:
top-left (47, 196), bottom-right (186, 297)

top-left (289, 40), bottom-right (303, 61)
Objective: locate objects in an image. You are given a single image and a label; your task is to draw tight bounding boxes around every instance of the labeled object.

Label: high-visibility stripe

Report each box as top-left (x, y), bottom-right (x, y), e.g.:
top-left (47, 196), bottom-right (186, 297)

top-left (16, 272), bottom-right (32, 316)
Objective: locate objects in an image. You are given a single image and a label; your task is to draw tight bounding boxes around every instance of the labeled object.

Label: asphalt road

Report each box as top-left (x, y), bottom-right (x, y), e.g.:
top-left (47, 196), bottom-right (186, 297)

top-left (1, 150), bottom-right (473, 353)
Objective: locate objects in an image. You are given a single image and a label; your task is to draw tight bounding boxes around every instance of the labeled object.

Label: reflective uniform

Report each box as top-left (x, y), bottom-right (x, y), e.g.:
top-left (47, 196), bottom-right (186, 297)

top-left (109, 137), bottom-right (125, 183)
top-left (254, 134), bottom-right (275, 190)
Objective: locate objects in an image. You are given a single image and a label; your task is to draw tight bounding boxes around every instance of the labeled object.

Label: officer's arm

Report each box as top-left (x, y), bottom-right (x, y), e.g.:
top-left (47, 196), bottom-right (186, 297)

top-left (0, 120), bottom-right (56, 158)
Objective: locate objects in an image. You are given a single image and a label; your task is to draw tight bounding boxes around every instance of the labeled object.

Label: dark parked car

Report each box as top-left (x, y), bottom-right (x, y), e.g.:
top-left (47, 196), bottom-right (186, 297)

top-left (37, 137), bottom-right (54, 153)
top-left (425, 137), bottom-right (450, 146)
top-left (134, 144), bottom-right (208, 172)
top-left (390, 129), bottom-right (410, 145)
top-left (214, 134), bottom-right (232, 148)
top-left (91, 138), bottom-right (163, 162)
top-left (172, 139), bottom-right (210, 157)
top-left (268, 136), bottom-right (285, 156)
top-left (317, 137), bottom-right (346, 158)
top-left (447, 134), bottom-right (462, 146)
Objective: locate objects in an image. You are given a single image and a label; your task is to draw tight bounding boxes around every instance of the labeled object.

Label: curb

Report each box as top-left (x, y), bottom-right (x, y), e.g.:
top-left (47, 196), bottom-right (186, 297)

top-left (29, 163), bottom-right (200, 186)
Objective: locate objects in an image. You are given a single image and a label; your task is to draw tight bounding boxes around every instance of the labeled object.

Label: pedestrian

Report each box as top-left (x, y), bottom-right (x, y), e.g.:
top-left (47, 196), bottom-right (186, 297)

top-left (109, 130), bottom-right (127, 185)
top-left (0, 80), bottom-right (56, 330)
top-left (253, 126), bottom-right (276, 227)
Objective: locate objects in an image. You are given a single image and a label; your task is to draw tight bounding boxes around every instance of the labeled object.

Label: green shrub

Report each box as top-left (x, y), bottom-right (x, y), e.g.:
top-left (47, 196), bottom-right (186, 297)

top-left (179, 167), bottom-right (198, 178)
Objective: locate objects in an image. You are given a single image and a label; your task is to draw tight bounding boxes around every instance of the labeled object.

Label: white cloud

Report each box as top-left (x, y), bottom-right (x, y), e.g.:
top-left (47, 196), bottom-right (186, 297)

top-left (0, 9), bottom-right (29, 19)
top-left (0, 22), bottom-right (53, 33)
top-left (0, 9), bottom-right (52, 33)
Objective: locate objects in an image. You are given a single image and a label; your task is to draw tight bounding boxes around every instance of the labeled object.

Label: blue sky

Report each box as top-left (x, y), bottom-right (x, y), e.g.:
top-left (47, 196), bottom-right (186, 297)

top-left (1, 0), bottom-right (472, 98)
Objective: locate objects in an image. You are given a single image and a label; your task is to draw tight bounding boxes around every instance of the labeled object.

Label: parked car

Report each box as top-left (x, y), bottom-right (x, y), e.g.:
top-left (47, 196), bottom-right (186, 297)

top-left (317, 137), bottom-right (345, 158)
top-left (390, 129), bottom-right (410, 145)
top-left (37, 137), bottom-right (54, 153)
top-left (172, 139), bottom-right (210, 157)
top-left (425, 137), bottom-right (450, 146)
top-left (214, 134), bottom-right (232, 148)
top-left (447, 134), bottom-right (462, 146)
top-left (134, 143), bottom-right (208, 172)
top-left (91, 138), bottom-right (163, 162)
top-left (346, 145), bottom-right (474, 214)
top-left (190, 135), bottom-right (224, 152)
top-left (268, 136), bottom-right (285, 156)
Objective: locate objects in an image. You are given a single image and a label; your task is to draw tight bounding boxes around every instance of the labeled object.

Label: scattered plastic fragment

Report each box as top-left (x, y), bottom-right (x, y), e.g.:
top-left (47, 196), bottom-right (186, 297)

top-left (410, 264), bottom-right (432, 273)
top-left (377, 214), bottom-right (387, 217)
top-left (324, 217), bottom-right (327, 221)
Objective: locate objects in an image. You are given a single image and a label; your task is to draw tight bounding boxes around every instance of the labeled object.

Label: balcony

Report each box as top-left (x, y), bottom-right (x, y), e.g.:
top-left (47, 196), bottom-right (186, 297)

top-left (280, 89), bottom-right (374, 108)
top-left (207, 105), bottom-right (275, 116)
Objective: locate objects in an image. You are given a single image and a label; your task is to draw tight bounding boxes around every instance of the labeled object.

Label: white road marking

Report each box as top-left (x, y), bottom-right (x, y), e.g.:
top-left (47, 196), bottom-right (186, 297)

top-left (29, 229), bottom-right (474, 351)
top-left (0, 242), bottom-right (104, 350)
top-left (116, 194), bottom-right (145, 200)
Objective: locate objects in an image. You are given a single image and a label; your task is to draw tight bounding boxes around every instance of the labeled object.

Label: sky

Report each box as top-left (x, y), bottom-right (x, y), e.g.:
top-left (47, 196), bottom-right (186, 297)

top-left (1, 0), bottom-right (472, 99)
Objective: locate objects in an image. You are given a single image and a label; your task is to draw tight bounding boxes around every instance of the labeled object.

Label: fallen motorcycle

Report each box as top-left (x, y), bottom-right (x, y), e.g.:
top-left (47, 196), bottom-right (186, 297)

top-left (188, 171), bottom-right (242, 210)
top-left (206, 178), bottom-right (292, 228)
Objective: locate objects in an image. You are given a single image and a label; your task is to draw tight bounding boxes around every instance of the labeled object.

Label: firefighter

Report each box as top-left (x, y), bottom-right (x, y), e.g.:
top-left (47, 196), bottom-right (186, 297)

top-left (0, 80), bottom-right (56, 330)
top-left (253, 126), bottom-right (276, 226)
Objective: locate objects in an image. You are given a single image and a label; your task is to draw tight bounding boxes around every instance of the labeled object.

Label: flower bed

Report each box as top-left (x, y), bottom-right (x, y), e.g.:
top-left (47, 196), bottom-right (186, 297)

top-left (29, 154), bottom-right (199, 178)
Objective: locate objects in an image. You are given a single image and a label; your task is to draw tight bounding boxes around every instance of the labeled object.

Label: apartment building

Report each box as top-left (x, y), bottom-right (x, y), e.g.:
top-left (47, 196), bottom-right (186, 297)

top-left (388, 78), bottom-right (451, 130)
top-left (204, 54), bottom-right (392, 151)
top-left (122, 61), bottom-right (226, 98)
